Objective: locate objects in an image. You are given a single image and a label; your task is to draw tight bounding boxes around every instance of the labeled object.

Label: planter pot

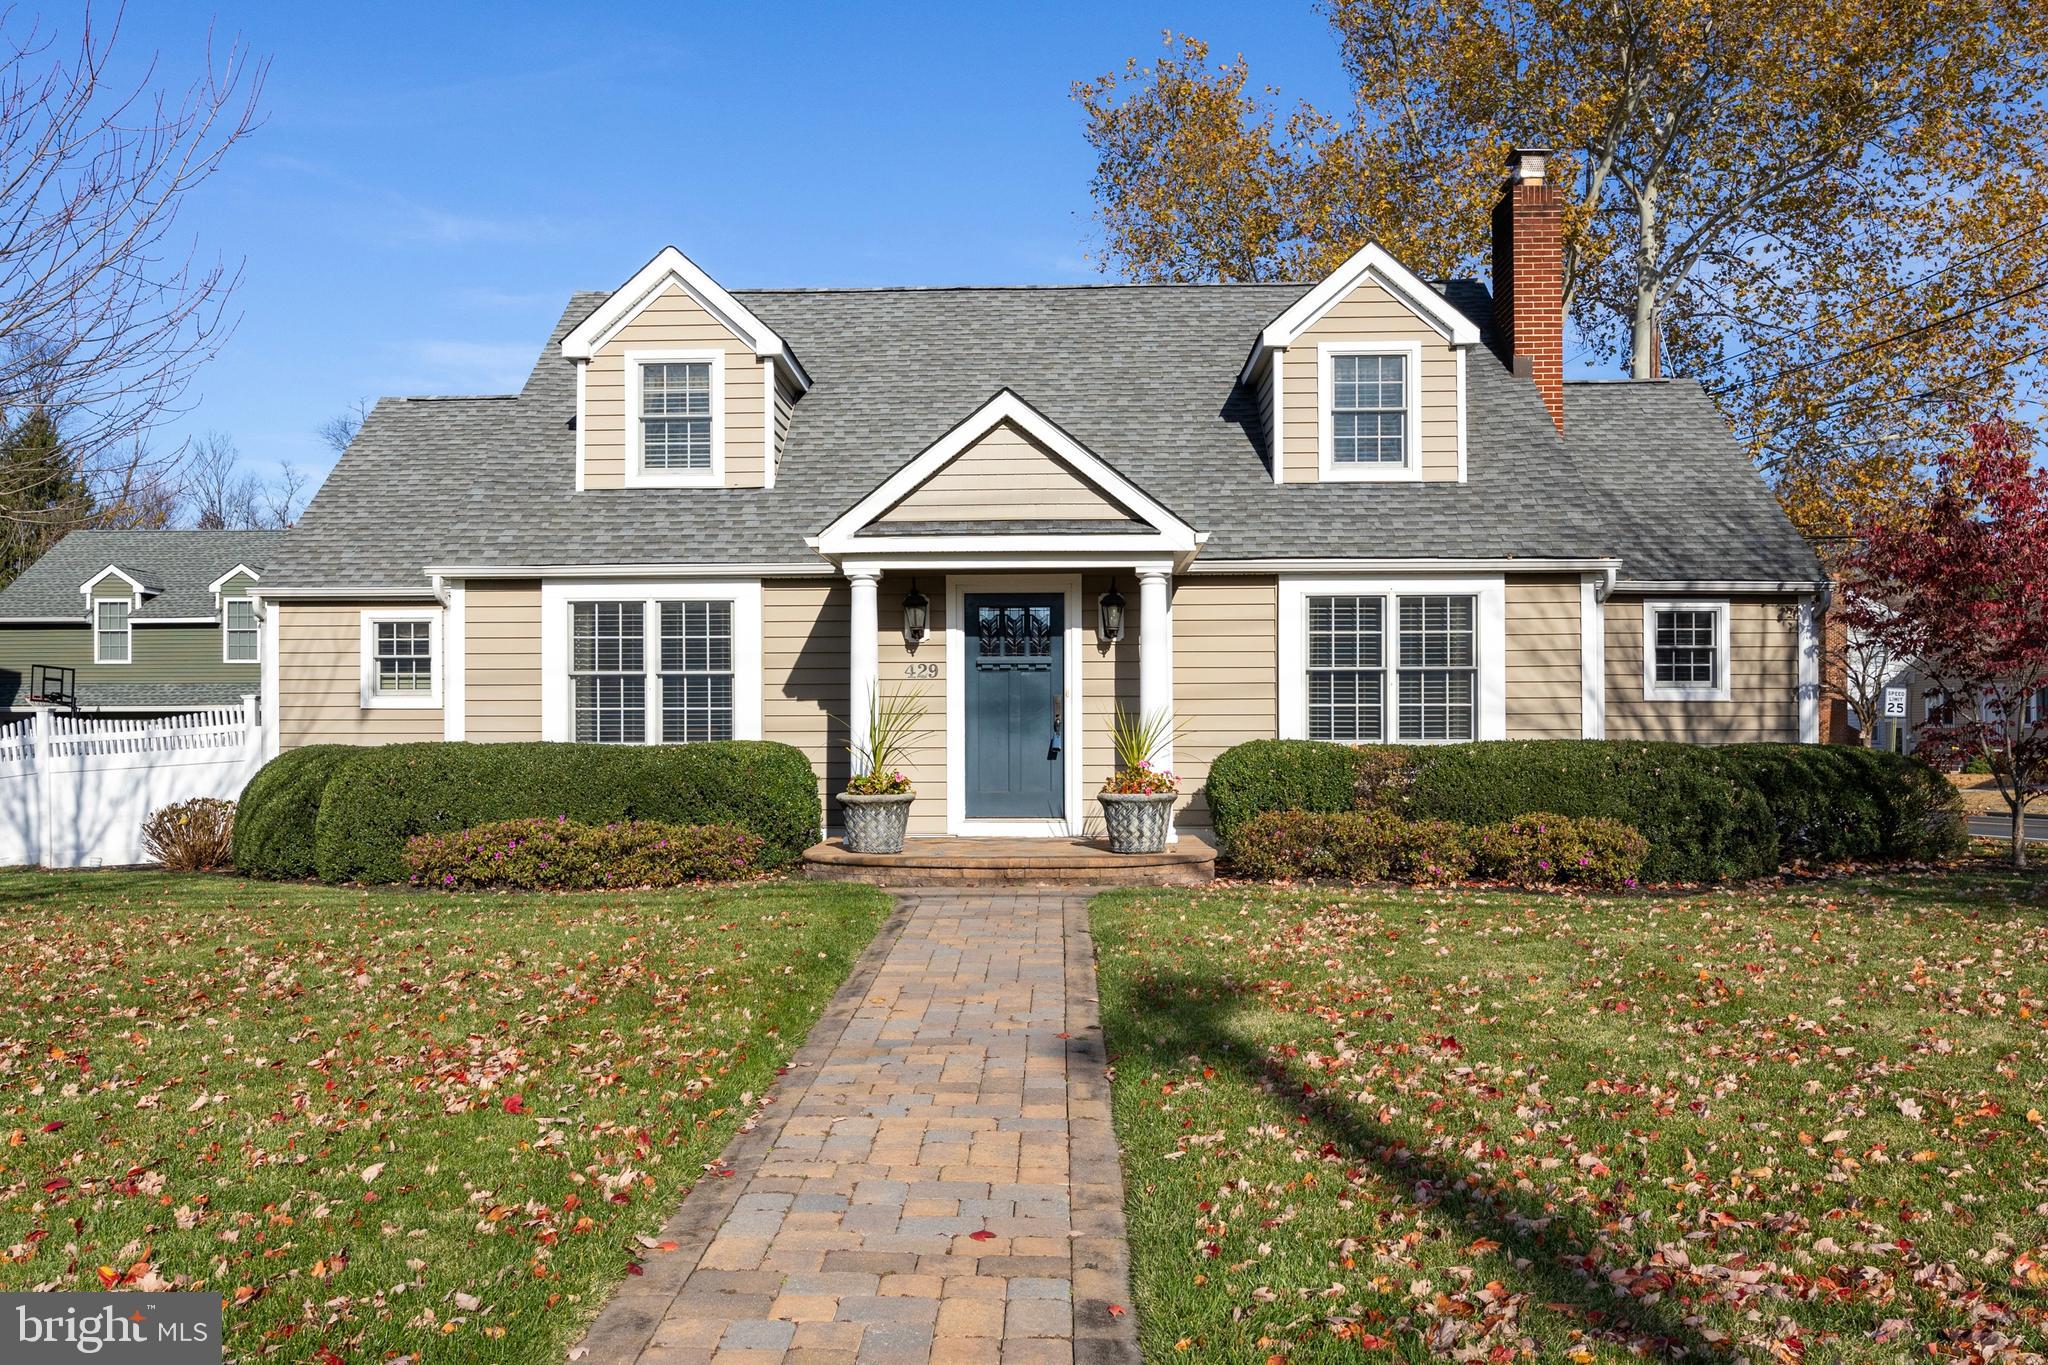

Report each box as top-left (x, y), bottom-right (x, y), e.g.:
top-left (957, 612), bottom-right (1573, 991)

top-left (1098, 791), bottom-right (1177, 854)
top-left (840, 792), bottom-right (915, 855)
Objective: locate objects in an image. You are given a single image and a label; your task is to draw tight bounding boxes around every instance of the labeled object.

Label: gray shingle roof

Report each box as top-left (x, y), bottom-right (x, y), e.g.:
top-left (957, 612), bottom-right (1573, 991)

top-left (267, 281), bottom-right (1818, 590)
top-left (0, 678), bottom-right (254, 712)
top-left (0, 529), bottom-right (280, 620)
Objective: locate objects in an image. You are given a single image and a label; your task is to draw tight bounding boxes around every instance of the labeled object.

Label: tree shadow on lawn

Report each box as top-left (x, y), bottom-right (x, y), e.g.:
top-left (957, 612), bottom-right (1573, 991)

top-left (1120, 969), bottom-right (1723, 1360)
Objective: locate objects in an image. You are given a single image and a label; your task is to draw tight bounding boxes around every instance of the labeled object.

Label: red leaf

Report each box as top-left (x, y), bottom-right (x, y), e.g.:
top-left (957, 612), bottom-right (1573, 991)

top-left (501, 1095), bottom-right (525, 1115)
top-left (42, 1177), bottom-right (71, 1193)
top-left (39, 1121), bottom-right (64, 1133)
top-left (625, 1261), bottom-right (643, 1276)
top-left (1107, 1304), bottom-right (1127, 1318)
top-left (968, 1229), bottom-right (997, 1242)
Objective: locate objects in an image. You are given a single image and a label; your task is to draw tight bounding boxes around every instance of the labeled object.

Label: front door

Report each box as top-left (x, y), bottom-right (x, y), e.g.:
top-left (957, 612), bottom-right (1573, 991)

top-left (964, 594), bottom-right (1065, 821)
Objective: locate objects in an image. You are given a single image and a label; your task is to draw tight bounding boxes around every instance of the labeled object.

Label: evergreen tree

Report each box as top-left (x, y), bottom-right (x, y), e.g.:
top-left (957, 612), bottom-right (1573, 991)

top-left (0, 407), bottom-right (93, 589)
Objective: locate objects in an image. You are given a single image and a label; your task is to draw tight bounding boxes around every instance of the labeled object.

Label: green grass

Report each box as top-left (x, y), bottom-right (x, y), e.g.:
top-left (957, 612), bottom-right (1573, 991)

top-left (0, 870), bottom-right (891, 1362)
top-left (1091, 863), bottom-right (2048, 1362)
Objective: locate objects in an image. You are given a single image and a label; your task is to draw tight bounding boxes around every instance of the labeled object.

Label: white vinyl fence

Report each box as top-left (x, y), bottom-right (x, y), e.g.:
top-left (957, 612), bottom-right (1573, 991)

top-left (0, 698), bottom-right (267, 868)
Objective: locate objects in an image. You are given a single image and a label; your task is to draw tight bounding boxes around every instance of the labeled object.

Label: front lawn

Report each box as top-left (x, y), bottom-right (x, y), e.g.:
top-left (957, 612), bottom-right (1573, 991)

top-left (0, 871), bottom-right (891, 1362)
top-left (1092, 864), bottom-right (2048, 1362)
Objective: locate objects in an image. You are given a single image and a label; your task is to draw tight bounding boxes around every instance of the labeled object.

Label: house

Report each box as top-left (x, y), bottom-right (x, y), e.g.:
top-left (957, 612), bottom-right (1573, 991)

top-left (257, 149), bottom-right (1824, 839)
top-left (0, 529), bottom-right (277, 720)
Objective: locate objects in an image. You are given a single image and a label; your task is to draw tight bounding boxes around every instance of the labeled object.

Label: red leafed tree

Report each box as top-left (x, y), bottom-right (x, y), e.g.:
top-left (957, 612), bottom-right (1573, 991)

top-left (1840, 419), bottom-right (2048, 867)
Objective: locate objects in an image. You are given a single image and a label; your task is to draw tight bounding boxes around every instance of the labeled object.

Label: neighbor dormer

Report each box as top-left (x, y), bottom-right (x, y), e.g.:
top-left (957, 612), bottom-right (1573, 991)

top-left (561, 247), bottom-right (810, 491)
top-left (1239, 242), bottom-right (1482, 485)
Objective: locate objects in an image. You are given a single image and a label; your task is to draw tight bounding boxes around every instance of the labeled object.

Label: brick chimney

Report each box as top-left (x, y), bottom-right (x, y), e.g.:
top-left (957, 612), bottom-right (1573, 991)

top-left (1491, 146), bottom-right (1565, 432)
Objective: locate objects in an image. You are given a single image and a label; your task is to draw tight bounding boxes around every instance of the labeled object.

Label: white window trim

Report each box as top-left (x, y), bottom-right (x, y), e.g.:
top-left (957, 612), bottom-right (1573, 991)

top-left (538, 579), bottom-right (762, 744)
top-left (944, 574), bottom-right (1085, 838)
top-left (1277, 575), bottom-right (1505, 742)
top-left (359, 608), bottom-right (443, 709)
top-left (623, 348), bottom-right (725, 488)
top-left (221, 596), bottom-right (260, 664)
top-left (1642, 598), bottom-right (1732, 703)
top-left (93, 597), bottom-right (132, 666)
top-left (1316, 341), bottom-right (1424, 483)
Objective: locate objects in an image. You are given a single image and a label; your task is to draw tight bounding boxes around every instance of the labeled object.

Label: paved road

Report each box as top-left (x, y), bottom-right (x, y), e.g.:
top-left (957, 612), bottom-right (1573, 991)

top-left (1967, 813), bottom-right (2048, 843)
top-left (576, 891), bottom-right (1139, 1365)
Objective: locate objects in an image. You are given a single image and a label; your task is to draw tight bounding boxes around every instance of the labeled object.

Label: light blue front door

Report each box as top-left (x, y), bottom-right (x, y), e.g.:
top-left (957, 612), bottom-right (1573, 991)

top-left (964, 594), bottom-right (1064, 821)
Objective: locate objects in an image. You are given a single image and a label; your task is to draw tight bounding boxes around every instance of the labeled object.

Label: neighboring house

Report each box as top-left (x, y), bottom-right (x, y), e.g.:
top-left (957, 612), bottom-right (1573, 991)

top-left (0, 530), bottom-right (277, 719)
top-left (257, 148), bottom-right (1824, 839)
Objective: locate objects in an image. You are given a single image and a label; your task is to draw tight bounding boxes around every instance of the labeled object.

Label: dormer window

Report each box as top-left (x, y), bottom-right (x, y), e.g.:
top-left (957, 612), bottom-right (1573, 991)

top-left (643, 361), bottom-right (712, 469)
top-left (1317, 342), bottom-right (1422, 482)
top-left (626, 349), bottom-right (723, 486)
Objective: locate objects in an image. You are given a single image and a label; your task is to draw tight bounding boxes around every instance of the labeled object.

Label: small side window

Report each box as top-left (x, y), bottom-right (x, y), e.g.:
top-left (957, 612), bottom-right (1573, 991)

top-left (94, 598), bottom-right (131, 664)
top-left (1642, 600), bottom-right (1730, 702)
top-left (224, 598), bottom-right (259, 663)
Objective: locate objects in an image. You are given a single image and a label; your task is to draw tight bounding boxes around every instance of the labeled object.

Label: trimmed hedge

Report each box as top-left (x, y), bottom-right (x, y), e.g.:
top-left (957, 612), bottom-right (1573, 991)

top-left (1721, 743), bottom-right (1967, 865)
top-left (404, 818), bottom-right (763, 890)
top-left (1232, 809), bottom-right (1649, 888)
top-left (234, 740), bottom-right (820, 884)
top-left (1206, 738), bottom-right (1961, 884)
top-left (229, 744), bottom-right (356, 880)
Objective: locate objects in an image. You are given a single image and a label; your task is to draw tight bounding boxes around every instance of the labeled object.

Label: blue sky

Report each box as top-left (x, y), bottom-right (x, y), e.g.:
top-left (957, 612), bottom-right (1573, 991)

top-left (115, 2), bottom-right (1358, 491)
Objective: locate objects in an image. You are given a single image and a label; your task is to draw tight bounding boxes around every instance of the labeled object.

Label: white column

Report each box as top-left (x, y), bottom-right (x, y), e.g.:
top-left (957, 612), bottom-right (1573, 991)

top-left (848, 570), bottom-right (880, 765)
top-left (1137, 569), bottom-right (1174, 769)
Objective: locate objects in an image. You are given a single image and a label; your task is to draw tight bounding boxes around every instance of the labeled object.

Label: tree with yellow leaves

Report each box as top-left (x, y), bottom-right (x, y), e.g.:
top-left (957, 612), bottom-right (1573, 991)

top-left (1074, 2), bottom-right (2048, 534)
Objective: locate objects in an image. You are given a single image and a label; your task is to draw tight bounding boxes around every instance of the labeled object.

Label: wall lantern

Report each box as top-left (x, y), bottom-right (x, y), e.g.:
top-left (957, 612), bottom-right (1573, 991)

top-left (1097, 579), bottom-right (1127, 645)
top-left (901, 581), bottom-right (930, 648)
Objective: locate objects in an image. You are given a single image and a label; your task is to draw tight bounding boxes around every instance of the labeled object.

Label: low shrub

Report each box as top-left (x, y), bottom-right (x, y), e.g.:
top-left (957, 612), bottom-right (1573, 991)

top-left (231, 745), bottom-right (355, 879)
top-left (1207, 738), bottom-right (1776, 883)
top-left (1205, 740), bottom-right (1364, 847)
top-left (141, 797), bottom-right (237, 871)
top-left (1228, 811), bottom-right (1478, 886)
top-left (404, 818), bottom-right (762, 890)
top-left (1721, 743), bottom-right (1967, 865)
top-left (1467, 813), bottom-right (1649, 888)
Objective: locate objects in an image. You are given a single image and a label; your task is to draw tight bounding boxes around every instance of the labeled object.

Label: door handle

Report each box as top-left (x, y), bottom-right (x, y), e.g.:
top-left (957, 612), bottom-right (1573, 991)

top-left (1049, 691), bottom-right (1064, 757)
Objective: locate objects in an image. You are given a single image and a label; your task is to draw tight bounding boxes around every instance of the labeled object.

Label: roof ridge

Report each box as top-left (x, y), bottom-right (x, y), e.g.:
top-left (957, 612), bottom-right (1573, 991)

top-left (725, 279), bottom-right (1490, 296)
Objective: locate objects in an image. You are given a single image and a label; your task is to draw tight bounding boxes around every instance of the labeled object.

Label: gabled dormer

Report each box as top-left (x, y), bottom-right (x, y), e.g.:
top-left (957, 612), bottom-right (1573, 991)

top-left (1239, 242), bottom-right (1482, 486)
top-left (561, 246), bottom-right (810, 492)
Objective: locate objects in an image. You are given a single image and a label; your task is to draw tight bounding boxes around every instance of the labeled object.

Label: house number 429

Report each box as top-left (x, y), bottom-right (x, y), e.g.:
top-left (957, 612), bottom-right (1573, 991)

top-left (902, 662), bottom-right (939, 679)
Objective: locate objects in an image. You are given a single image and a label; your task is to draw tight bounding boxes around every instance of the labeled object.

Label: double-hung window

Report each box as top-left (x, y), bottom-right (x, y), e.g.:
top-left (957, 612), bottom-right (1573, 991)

top-left (1302, 592), bottom-right (1480, 742)
top-left (94, 599), bottom-right (131, 664)
top-left (359, 611), bottom-right (440, 707)
top-left (1331, 353), bottom-right (1406, 465)
top-left (1643, 600), bottom-right (1731, 702)
top-left (223, 598), bottom-right (259, 663)
top-left (628, 352), bottom-right (721, 485)
top-left (570, 599), bottom-right (735, 744)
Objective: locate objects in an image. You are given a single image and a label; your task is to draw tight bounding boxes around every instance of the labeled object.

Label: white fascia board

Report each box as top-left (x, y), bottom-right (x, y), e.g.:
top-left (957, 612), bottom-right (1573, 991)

top-left (79, 564), bottom-right (147, 605)
top-left (422, 562), bottom-right (832, 579)
top-left (839, 551), bottom-right (1180, 577)
top-left (814, 389), bottom-right (1198, 555)
top-left (252, 587), bottom-right (441, 601)
top-left (1237, 243), bottom-right (1482, 384)
top-left (205, 563), bottom-right (262, 595)
top-left (559, 245), bottom-right (812, 391)
top-left (829, 533), bottom-right (1192, 557)
top-left (1185, 556), bottom-right (1624, 575)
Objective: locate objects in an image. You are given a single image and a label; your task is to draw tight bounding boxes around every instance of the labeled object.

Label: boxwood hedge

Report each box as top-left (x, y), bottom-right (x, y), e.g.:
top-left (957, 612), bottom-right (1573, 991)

top-left (229, 744), bottom-right (356, 880)
top-left (235, 740), bottom-right (821, 884)
top-left (1204, 737), bottom-right (1964, 884)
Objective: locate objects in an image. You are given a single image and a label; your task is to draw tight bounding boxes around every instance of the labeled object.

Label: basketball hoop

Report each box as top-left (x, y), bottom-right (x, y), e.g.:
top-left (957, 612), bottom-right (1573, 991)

top-left (28, 664), bottom-right (76, 710)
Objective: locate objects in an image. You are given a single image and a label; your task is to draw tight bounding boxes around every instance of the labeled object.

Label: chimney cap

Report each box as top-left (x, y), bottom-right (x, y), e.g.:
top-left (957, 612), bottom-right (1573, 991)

top-left (1506, 146), bottom-right (1552, 184)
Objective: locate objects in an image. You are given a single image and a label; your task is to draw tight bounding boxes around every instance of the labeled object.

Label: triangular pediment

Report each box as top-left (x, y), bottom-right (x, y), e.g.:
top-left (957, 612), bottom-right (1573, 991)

top-left (812, 390), bottom-right (1198, 556)
top-left (876, 419), bottom-right (1138, 525)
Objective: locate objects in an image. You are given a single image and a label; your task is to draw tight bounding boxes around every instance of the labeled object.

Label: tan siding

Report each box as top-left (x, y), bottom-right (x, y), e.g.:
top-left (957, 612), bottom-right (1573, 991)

top-left (771, 371), bottom-right (796, 480)
top-left (1173, 576), bottom-right (1278, 830)
top-left (763, 579), bottom-right (849, 830)
top-left (1280, 276), bottom-right (1461, 483)
top-left (878, 422), bottom-right (1135, 523)
top-left (876, 574), bottom-right (949, 834)
top-left (1079, 573), bottom-right (1142, 836)
top-left (583, 283), bottom-right (766, 489)
top-left (1256, 355), bottom-right (1278, 476)
top-left (464, 580), bottom-right (541, 742)
top-left (1606, 595), bottom-right (1801, 742)
top-left (277, 602), bottom-right (442, 747)
top-left (1505, 575), bottom-right (1581, 738)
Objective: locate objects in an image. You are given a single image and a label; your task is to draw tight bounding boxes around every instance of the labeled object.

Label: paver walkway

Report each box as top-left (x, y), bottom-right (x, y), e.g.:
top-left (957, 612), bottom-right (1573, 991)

top-left (576, 891), bottom-right (1139, 1365)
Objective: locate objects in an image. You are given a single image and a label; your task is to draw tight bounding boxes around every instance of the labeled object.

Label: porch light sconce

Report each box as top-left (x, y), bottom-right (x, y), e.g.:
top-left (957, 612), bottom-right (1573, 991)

top-left (1097, 579), bottom-right (1127, 646)
top-left (901, 581), bottom-right (930, 649)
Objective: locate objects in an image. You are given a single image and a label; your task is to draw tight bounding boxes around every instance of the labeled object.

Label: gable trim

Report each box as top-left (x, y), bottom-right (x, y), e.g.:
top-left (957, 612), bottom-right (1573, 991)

top-left (79, 565), bottom-right (147, 608)
top-left (207, 563), bottom-right (262, 597)
top-left (559, 246), bottom-right (812, 391)
top-left (1239, 242), bottom-right (1482, 385)
top-left (813, 390), bottom-right (1199, 556)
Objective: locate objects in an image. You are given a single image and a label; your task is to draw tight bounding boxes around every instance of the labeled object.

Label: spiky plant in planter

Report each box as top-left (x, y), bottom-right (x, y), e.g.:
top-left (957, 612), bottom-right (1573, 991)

top-left (839, 687), bottom-right (930, 854)
top-left (1099, 706), bottom-right (1188, 853)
